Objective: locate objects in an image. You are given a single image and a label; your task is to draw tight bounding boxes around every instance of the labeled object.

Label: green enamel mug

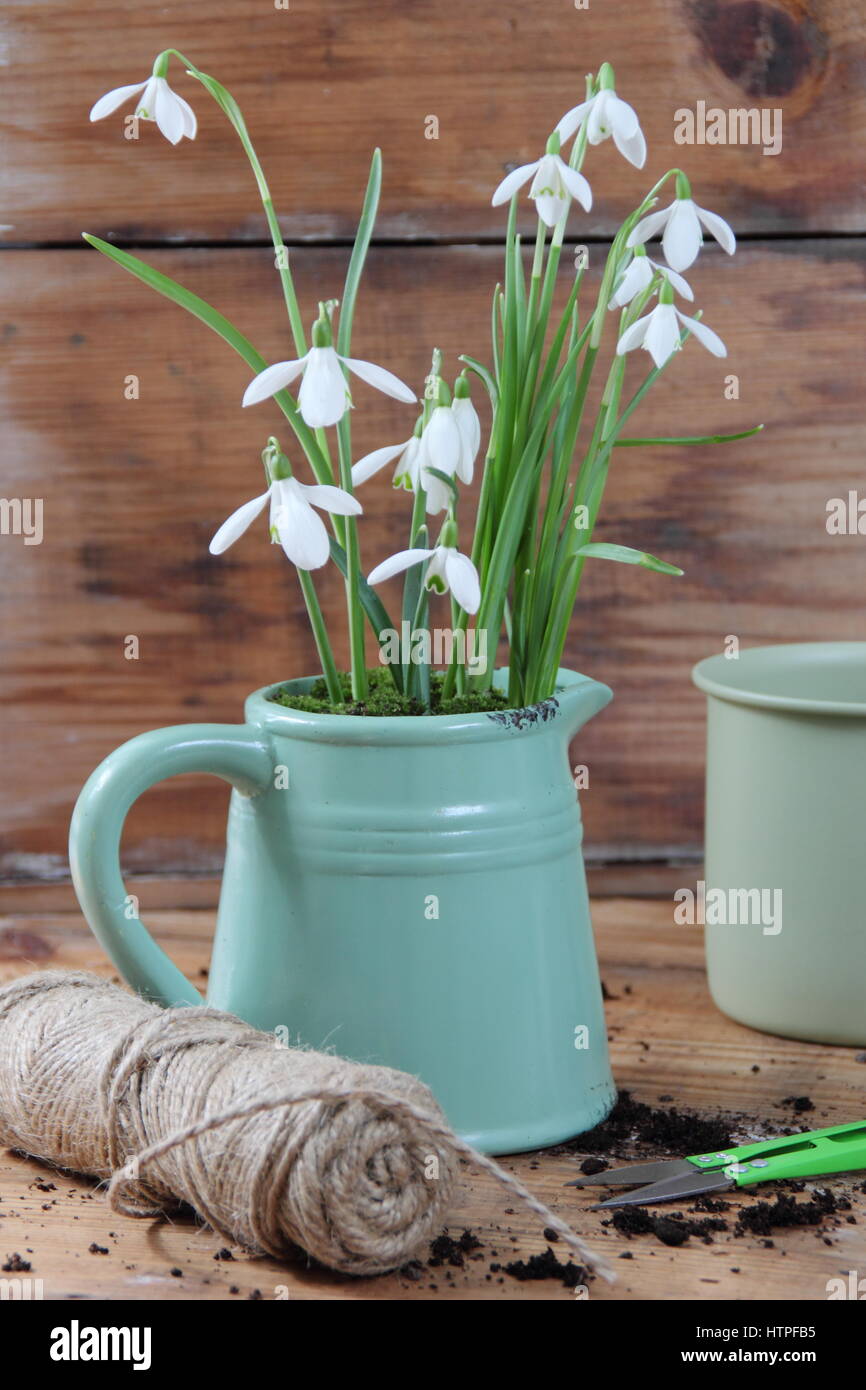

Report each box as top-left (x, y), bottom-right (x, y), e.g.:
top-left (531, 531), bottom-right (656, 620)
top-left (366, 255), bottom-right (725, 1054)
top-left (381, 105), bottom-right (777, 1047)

top-left (693, 642), bottom-right (866, 1046)
top-left (69, 667), bottom-right (616, 1154)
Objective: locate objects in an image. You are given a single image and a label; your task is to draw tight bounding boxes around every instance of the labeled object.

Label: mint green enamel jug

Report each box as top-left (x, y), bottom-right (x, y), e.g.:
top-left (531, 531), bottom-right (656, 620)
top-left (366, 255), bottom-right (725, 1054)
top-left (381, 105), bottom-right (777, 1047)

top-left (69, 667), bottom-right (616, 1154)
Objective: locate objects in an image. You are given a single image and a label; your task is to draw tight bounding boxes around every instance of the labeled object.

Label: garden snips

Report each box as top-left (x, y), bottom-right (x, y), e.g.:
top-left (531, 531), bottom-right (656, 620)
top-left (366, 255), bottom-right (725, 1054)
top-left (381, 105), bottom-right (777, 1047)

top-left (566, 1119), bottom-right (866, 1209)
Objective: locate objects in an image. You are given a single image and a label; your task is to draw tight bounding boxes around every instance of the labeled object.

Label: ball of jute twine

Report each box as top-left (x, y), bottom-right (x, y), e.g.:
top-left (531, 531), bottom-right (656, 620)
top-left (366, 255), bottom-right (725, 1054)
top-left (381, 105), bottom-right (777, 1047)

top-left (0, 971), bottom-right (612, 1281)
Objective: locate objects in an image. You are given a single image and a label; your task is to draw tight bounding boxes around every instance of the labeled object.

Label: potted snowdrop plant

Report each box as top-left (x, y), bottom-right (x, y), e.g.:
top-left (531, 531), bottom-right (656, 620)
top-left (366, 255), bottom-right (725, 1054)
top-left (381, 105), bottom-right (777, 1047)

top-left (70, 54), bottom-right (760, 1154)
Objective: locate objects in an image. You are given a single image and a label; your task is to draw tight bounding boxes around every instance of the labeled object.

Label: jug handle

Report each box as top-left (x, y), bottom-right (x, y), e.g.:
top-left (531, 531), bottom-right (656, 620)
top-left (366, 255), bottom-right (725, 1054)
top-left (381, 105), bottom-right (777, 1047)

top-left (69, 724), bottom-right (274, 1007)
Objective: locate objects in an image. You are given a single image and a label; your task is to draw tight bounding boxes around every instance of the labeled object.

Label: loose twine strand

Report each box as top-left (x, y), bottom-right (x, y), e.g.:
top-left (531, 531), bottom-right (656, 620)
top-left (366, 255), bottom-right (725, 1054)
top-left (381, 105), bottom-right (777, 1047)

top-left (0, 970), bottom-right (613, 1283)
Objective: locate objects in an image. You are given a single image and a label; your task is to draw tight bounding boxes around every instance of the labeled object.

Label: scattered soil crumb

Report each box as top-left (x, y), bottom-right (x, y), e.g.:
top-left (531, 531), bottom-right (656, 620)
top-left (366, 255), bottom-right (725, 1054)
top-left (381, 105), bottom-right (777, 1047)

top-left (609, 1207), bottom-right (727, 1248)
top-left (504, 1246), bottom-right (587, 1288)
top-left (557, 1090), bottom-right (733, 1157)
top-left (580, 1157), bottom-right (608, 1176)
top-left (736, 1189), bottom-right (838, 1237)
top-left (428, 1229), bottom-right (481, 1269)
top-left (779, 1095), bottom-right (815, 1114)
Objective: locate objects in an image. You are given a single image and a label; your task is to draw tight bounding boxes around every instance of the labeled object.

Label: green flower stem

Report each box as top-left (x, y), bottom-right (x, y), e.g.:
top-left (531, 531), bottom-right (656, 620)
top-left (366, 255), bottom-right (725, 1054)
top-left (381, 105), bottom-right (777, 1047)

top-left (402, 492), bottom-right (428, 699)
top-left (441, 419), bottom-right (499, 699)
top-left (329, 149), bottom-right (384, 703)
top-left (336, 415), bottom-right (367, 701)
top-left (523, 219), bottom-right (548, 340)
top-left (297, 568), bottom-right (343, 703)
top-left (168, 51), bottom-right (307, 358)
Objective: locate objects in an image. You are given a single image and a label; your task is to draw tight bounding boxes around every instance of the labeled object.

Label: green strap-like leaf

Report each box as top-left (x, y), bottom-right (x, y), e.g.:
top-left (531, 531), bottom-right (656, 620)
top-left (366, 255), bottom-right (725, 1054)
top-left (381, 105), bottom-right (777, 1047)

top-left (82, 234), bottom-right (332, 483)
top-left (337, 149), bottom-right (382, 357)
top-left (84, 233), bottom-right (267, 371)
top-left (575, 542), bottom-right (684, 576)
top-left (614, 425), bottom-right (764, 447)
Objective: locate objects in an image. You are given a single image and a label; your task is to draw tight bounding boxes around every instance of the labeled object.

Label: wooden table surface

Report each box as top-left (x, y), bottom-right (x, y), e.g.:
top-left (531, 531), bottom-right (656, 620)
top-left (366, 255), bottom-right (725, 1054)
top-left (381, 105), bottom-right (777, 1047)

top-left (0, 898), bottom-right (862, 1302)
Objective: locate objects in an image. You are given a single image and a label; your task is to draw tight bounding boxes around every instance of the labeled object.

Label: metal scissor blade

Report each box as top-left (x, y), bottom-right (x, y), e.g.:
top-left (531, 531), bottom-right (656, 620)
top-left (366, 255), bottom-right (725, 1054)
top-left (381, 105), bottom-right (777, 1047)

top-left (566, 1158), bottom-right (698, 1189)
top-left (593, 1167), bottom-right (735, 1209)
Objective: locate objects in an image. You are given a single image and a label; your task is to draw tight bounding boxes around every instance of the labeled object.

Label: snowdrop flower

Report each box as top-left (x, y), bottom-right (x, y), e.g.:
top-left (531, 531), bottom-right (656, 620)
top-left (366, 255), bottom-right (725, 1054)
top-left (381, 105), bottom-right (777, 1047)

top-left (418, 404), bottom-right (464, 514)
top-left (209, 475), bottom-right (361, 571)
top-left (492, 140), bottom-right (592, 228)
top-left (351, 384), bottom-right (479, 505)
top-left (368, 539), bottom-right (481, 614)
top-left (556, 63), bottom-right (646, 169)
top-left (452, 379), bottom-right (481, 485)
top-left (627, 176), bottom-right (736, 273)
top-left (608, 247), bottom-right (693, 310)
top-left (90, 70), bottom-right (197, 145)
top-left (243, 319), bottom-right (416, 429)
top-left (616, 284), bottom-right (726, 371)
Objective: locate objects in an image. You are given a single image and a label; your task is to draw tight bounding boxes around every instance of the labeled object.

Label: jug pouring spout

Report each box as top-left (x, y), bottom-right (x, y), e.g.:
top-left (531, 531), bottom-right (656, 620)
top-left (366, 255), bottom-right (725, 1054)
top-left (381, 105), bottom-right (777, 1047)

top-left (549, 667), bottom-right (613, 739)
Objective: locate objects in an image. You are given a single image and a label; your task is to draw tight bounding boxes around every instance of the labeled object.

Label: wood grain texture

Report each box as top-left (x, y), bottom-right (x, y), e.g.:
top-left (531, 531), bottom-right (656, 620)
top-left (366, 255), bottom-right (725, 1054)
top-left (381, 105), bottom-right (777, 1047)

top-left (0, 0), bottom-right (862, 243)
top-left (0, 900), bottom-right (862, 1300)
top-left (1, 238), bottom-right (864, 879)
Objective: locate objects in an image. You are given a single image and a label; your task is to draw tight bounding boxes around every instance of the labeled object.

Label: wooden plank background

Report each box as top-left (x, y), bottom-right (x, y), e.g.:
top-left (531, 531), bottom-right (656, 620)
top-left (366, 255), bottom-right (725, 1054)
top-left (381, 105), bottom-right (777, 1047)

top-left (1, 0), bottom-right (865, 897)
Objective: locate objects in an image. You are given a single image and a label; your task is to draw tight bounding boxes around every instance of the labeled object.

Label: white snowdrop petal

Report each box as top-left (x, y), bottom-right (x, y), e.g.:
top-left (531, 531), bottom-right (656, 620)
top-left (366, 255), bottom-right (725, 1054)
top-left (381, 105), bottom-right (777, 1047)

top-left (424, 406), bottom-right (463, 474)
top-left (626, 207), bottom-right (670, 248)
top-left (677, 311), bottom-right (727, 357)
top-left (644, 305), bottom-right (680, 368)
top-left (614, 122), bottom-right (647, 170)
top-left (242, 357), bottom-right (307, 407)
top-left (534, 192), bottom-right (565, 227)
top-left (175, 93), bottom-right (197, 140)
top-left (555, 100), bottom-right (592, 144)
top-left (586, 95), bottom-right (609, 144)
top-left (453, 398), bottom-right (481, 484)
top-left (342, 355), bottom-right (416, 404)
top-left (491, 161), bottom-right (540, 206)
top-left (302, 483), bottom-right (363, 516)
top-left (445, 550), bottom-right (481, 614)
top-left (276, 492), bottom-right (331, 569)
top-left (299, 347), bottom-right (349, 427)
top-left (662, 200), bottom-right (702, 272)
top-left (89, 81), bottom-right (147, 122)
top-left (616, 314), bottom-right (651, 355)
top-left (368, 548), bottom-right (434, 585)
top-left (136, 77), bottom-right (160, 119)
top-left (208, 490), bottom-right (271, 554)
top-left (657, 263), bottom-right (694, 301)
top-left (423, 474), bottom-right (451, 515)
top-left (394, 436), bottom-right (422, 489)
top-left (609, 258), bottom-right (651, 310)
top-left (351, 441), bottom-right (409, 487)
top-left (607, 94), bottom-right (640, 140)
top-left (556, 159), bottom-right (593, 211)
top-left (697, 205), bottom-right (737, 256)
top-left (153, 79), bottom-right (186, 145)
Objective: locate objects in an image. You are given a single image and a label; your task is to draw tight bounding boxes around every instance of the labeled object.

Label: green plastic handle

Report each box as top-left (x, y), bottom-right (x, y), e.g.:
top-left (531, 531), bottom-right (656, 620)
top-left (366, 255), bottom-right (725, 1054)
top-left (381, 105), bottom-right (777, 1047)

top-left (688, 1120), bottom-right (866, 1187)
top-left (69, 724), bottom-right (274, 1007)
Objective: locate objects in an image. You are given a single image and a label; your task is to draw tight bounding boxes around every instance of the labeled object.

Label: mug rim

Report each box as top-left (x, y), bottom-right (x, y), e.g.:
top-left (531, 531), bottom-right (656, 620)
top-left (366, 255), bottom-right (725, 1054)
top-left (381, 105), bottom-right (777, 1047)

top-left (692, 641), bottom-right (866, 717)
